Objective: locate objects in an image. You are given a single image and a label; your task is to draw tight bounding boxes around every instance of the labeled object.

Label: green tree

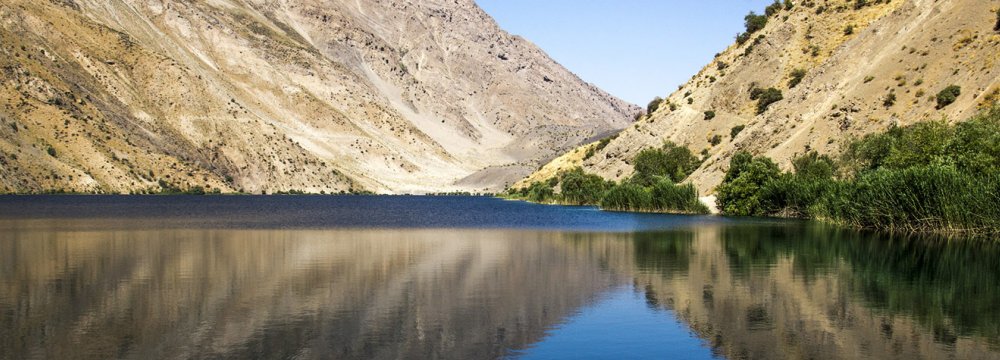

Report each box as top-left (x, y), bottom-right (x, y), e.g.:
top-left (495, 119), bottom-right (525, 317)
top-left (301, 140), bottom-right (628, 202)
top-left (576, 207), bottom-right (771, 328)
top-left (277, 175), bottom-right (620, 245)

top-left (737, 12), bottom-right (768, 44)
top-left (765, 0), bottom-right (783, 17)
top-left (949, 106), bottom-right (1000, 177)
top-left (631, 142), bottom-right (700, 186)
top-left (525, 181), bottom-right (555, 202)
top-left (793, 151), bottom-right (837, 179)
top-left (559, 167), bottom-right (610, 205)
top-left (716, 152), bottom-right (782, 216)
top-left (745, 12), bottom-right (768, 33)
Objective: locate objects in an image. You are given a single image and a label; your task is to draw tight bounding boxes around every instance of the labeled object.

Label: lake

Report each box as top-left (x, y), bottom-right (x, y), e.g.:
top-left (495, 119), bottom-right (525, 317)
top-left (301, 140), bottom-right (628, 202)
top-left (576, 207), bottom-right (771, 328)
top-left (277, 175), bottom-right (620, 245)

top-left (0, 196), bottom-right (998, 359)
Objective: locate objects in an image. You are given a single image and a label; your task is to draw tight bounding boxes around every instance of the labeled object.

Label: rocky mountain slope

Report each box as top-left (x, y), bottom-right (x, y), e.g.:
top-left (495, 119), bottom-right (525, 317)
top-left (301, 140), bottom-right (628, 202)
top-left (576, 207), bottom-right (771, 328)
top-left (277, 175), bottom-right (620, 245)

top-left (0, 0), bottom-right (637, 194)
top-left (520, 0), bottom-right (1000, 194)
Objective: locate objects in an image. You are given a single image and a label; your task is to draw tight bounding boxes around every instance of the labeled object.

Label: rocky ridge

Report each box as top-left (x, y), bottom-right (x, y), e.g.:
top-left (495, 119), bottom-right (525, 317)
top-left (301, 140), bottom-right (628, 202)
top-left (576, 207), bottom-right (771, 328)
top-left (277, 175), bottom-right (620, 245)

top-left (0, 0), bottom-right (637, 194)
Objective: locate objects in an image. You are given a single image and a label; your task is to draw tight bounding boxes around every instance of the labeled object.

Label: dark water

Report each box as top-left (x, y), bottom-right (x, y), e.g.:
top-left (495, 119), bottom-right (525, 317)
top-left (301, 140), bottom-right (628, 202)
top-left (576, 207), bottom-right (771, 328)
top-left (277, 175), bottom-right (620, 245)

top-left (0, 196), bottom-right (998, 360)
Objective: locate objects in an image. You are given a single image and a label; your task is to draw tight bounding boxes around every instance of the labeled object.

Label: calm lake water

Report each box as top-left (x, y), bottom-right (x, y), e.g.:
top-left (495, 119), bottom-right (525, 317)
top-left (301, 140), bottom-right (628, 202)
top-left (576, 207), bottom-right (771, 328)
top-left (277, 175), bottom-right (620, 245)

top-left (0, 196), bottom-right (998, 359)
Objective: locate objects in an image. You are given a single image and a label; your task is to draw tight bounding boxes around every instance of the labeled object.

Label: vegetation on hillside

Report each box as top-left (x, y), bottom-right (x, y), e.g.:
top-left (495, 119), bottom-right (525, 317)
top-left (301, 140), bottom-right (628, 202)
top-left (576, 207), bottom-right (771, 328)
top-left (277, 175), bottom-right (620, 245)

top-left (647, 97), bottom-right (664, 114)
top-left (995, 7), bottom-right (1000, 32)
top-left (750, 86), bottom-right (784, 114)
top-left (507, 142), bottom-right (709, 214)
top-left (737, 12), bottom-right (769, 45)
top-left (935, 85), bottom-right (961, 109)
top-left (716, 106), bottom-right (1000, 233)
top-left (788, 68), bottom-right (807, 88)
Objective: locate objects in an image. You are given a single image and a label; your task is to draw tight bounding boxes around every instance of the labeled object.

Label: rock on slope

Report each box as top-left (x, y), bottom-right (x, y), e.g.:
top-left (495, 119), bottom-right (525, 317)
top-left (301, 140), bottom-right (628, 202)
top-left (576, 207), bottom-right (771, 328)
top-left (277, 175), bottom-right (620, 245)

top-left (520, 0), bottom-right (1000, 194)
top-left (0, 0), bottom-right (637, 194)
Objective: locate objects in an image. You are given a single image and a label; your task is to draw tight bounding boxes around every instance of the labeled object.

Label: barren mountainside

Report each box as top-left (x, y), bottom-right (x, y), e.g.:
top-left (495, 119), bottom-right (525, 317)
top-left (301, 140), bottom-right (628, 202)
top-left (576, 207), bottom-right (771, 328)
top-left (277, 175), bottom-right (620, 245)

top-left (520, 0), bottom-right (1000, 195)
top-left (0, 0), bottom-right (637, 194)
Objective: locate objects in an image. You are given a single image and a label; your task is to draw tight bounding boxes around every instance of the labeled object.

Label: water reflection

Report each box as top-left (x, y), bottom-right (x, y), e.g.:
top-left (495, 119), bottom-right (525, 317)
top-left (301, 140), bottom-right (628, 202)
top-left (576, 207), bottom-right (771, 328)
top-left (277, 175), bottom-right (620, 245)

top-left (0, 222), bottom-right (998, 359)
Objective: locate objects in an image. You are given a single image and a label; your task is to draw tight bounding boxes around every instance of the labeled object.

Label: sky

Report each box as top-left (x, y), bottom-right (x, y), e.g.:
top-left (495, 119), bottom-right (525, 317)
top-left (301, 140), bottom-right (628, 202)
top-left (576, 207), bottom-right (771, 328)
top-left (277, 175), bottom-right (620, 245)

top-left (475, 0), bottom-right (773, 106)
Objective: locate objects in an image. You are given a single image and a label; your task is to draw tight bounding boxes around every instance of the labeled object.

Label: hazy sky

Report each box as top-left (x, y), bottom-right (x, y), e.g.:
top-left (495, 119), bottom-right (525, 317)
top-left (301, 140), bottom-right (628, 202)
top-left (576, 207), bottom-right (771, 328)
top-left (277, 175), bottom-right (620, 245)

top-left (476, 0), bottom-right (773, 106)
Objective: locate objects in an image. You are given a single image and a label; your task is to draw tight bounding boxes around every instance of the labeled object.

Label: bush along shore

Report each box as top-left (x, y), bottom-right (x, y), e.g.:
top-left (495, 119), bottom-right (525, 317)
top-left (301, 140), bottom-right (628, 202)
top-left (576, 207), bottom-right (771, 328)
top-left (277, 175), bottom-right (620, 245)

top-left (505, 141), bottom-right (710, 215)
top-left (717, 106), bottom-right (1000, 234)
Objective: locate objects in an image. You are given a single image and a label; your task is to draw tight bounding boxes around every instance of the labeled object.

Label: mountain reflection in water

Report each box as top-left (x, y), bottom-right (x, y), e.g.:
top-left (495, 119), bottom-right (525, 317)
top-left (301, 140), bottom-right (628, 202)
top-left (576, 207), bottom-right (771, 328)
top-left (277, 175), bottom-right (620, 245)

top-left (0, 198), bottom-right (998, 359)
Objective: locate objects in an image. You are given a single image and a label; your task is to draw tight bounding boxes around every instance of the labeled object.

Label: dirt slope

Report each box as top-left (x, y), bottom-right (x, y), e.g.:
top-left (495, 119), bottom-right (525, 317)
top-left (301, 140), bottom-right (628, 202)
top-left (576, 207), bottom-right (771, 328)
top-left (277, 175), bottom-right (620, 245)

top-left (522, 0), bottom-right (1000, 194)
top-left (0, 0), bottom-right (637, 194)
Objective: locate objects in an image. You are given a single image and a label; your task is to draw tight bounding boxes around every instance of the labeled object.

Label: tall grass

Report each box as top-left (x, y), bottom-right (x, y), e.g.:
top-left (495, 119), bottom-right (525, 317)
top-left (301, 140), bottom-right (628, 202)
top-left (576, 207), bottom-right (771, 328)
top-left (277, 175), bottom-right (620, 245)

top-left (717, 105), bottom-right (1000, 233)
top-left (650, 181), bottom-right (710, 214)
top-left (600, 183), bottom-right (654, 212)
top-left (598, 180), bottom-right (709, 214)
top-left (814, 166), bottom-right (1000, 233)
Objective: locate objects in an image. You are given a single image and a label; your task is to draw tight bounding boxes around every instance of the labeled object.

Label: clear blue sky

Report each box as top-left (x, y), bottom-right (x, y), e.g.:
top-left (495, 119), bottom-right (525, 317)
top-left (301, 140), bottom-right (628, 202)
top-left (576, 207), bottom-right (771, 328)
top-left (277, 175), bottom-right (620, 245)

top-left (476, 0), bottom-right (773, 106)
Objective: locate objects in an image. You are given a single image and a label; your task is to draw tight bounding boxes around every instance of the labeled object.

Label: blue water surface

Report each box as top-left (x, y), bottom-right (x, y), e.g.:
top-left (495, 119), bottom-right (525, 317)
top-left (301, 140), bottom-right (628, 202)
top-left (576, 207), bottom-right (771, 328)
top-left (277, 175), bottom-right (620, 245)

top-left (512, 286), bottom-right (718, 360)
top-left (0, 195), bottom-right (750, 231)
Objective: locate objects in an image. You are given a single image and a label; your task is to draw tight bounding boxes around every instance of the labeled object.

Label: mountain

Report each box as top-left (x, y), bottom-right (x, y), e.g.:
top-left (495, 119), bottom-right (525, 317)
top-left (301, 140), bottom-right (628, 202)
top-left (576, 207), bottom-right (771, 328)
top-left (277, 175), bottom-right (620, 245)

top-left (0, 0), bottom-right (637, 194)
top-left (518, 0), bottom-right (999, 195)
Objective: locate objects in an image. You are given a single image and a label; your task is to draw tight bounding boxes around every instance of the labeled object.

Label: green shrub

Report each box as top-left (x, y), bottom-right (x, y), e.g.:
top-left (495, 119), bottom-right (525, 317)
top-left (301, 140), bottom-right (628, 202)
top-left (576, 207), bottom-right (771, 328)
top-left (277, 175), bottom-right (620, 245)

top-left (789, 69), bottom-right (807, 88)
top-left (559, 167), bottom-right (610, 205)
top-left (935, 85), bottom-right (961, 109)
top-left (949, 106), bottom-right (1000, 177)
top-left (716, 151), bottom-right (782, 216)
top-left (526, 181), bottom-right (555, 203)
top-left (844, 25), bottom-right (855, 35)
top-left (709, 135), bottom-right (723, 146)
top-left (751, 87), bottom-right (783, 114)
top-left (46, 146), bottom-right (57, 157)
top-left (793, 151), bottom-right (837, 179)
top-left (745, 12), bottom-right (768, 33)
top-left (704, 110), bottom-right (716, 120)
top-left (730, 125), bottom-right (746, 139)
top-left (765, 0), bottom-right (784, 17)
top-left (738, 12), bottom-right (768, 44)
top-left (844, 121), bottom-right (954, 172)
top-left (600, 183), bottom-right (653, 212)
top-left (631, 142), bottom-right (700, 186)
top-left (755, 151), bottom-right (838, 217)
top-left (734, 106), bottom-right (1000, 232)
top-left (584, 134), bottom-right (617, 160)
top-left (883, 91), bottom-right (896, 107)
top-left (995, 8), bottom-right (1000, 32)
top-left (647, 97), bottom-right (664, 114)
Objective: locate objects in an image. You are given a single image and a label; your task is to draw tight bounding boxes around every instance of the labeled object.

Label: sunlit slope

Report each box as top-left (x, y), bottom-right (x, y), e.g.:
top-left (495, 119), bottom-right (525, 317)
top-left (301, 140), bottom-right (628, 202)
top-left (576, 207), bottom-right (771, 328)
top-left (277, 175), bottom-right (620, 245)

top-left (524, 0), bottom-right (999, 194)
top-left (0, 0), bottom-right (637, 194)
